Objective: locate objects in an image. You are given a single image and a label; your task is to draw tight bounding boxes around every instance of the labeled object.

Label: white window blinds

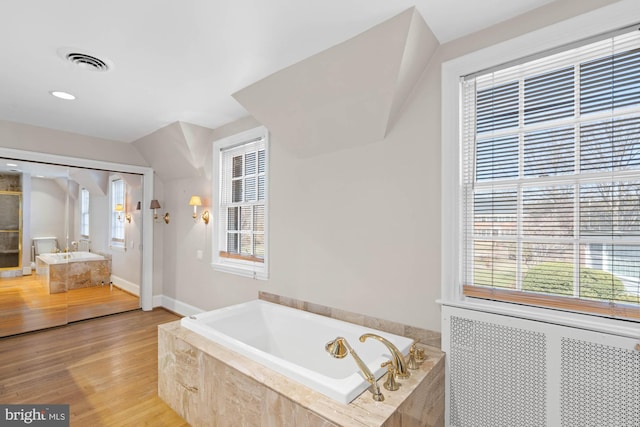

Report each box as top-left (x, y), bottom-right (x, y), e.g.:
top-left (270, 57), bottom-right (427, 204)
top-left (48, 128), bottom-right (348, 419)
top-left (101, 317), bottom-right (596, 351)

top-left (219, 137), bottom-right (266, 261)
top-left (461, 26), bottom-right (640, 320)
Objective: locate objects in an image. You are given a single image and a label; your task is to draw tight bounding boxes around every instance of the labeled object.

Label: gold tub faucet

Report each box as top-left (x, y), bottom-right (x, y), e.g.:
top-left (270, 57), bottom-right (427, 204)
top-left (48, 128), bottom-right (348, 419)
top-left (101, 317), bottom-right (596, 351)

top-left (359, 333), bottom-right (410, 379)
top-left (325, 337), bottom-right (384, 401)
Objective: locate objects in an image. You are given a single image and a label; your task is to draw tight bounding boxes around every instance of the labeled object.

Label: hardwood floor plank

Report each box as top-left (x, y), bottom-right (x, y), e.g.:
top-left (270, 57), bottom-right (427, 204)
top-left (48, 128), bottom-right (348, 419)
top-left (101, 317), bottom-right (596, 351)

top-left (0, 309), bottom-right (189, 426)
top-left (0, 275), bottom-right (140, 336)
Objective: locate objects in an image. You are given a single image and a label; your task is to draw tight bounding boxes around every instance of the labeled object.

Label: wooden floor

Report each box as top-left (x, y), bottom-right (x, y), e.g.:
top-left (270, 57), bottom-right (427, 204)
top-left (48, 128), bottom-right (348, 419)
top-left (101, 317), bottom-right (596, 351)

top-left (0, 308), bottom-right (189, 426)
top-left (0, 274), bottom-right (140, 337)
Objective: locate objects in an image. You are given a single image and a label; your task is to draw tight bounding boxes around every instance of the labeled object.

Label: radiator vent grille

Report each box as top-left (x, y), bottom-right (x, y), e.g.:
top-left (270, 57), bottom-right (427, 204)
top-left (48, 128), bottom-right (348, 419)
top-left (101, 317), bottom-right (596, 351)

top-left (450, 316), bottom-right (547, 427)
top-left (561, 338), bottom-right (640, 426)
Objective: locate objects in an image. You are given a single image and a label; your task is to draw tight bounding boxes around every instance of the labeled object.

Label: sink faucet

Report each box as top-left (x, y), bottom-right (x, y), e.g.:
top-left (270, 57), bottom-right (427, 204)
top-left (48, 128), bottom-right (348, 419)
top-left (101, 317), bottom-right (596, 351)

top-left (359, 333), bottom-right (409, 379)
top-left (325, 337), bottom-right (384, 401)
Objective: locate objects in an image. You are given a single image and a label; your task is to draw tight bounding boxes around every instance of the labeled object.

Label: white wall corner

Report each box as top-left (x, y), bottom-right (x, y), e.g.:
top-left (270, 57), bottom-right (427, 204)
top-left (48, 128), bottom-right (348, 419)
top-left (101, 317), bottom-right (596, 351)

top-left (132, 121), bottom-right (212, 181)
top-left (110, 274), bottom-right (140, 296)
top-left (154, 295), bottom-right (204, 317)
top-left (385, 7), bottom-right (439, 134)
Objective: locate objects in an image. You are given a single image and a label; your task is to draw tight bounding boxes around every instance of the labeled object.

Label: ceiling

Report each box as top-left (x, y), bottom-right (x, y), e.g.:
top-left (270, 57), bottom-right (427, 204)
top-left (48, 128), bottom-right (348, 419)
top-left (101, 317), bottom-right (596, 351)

top-left (0, 0), bottom-right (555, 143)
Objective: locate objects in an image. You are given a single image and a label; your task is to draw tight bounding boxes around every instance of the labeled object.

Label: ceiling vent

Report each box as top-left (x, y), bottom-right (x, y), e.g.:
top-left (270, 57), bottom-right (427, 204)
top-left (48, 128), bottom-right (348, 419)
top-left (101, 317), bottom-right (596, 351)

top-left (57, 47), bottom-right (113, 72)
top-left (66, 52), bottom-right (110, 71)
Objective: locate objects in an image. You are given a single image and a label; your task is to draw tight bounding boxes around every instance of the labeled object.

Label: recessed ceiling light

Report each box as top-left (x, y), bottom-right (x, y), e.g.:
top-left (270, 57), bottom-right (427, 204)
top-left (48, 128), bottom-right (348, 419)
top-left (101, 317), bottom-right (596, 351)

top-left (50, 91), bottom-right (76, 100)
top-left (6, 163), bottom-right (17, 167)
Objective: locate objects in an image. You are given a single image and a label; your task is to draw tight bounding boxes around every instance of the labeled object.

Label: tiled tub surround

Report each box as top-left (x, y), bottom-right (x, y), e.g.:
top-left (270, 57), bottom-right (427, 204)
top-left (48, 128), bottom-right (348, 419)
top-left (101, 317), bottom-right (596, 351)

top-left (159, 296), bottom-right (444, 426)
top-left (259, 292), bottom-right (442, 349)
top-left (36, 252), bottom-right (111, 294)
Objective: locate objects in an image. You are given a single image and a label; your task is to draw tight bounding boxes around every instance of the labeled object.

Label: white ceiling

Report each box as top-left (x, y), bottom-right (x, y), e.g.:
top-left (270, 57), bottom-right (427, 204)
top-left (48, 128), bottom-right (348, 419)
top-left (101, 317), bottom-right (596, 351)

top-left (0, 0), bottom-right (554, 143)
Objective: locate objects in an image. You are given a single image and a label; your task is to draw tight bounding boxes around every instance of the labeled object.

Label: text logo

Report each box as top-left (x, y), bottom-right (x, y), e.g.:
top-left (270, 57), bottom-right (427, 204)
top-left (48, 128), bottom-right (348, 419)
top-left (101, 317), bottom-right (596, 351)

top-left (0, 405), bottom-right (69, 426)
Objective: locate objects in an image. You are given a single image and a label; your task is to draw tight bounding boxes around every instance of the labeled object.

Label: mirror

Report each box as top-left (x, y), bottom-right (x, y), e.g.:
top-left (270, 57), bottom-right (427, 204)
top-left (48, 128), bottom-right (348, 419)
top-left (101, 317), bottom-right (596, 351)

top-left (0, 157), bottom-right (148, 337)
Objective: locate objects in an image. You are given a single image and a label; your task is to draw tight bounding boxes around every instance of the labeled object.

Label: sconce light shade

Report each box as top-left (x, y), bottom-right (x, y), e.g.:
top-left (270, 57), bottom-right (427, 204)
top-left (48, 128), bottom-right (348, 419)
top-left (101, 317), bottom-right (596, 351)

top-left (189, 196), bottom-right (202, 220)
top-left (150, 199), bottom-right (161, 221)
top-left (114, 203), bottom-right (125, 221)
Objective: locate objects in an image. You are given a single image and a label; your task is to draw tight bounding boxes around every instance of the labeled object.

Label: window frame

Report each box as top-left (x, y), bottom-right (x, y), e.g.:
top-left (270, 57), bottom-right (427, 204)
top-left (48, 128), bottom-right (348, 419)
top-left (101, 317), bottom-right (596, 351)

top-left (79, 187), bottom-right (90, 239)
top-left (109, 176), bottom-right (126, 251)
top-left (461, 32), bottom-right (640, 320)
top-left (441, 4), bottom-right (640, 337)
top-left (212, 126), bottom-right (269, 279)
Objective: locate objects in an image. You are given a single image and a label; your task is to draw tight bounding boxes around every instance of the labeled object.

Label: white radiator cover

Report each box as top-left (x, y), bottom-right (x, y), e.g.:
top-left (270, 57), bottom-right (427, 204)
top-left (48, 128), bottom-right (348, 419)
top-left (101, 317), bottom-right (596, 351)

top-left (442, 306), bottom-right (639, 427)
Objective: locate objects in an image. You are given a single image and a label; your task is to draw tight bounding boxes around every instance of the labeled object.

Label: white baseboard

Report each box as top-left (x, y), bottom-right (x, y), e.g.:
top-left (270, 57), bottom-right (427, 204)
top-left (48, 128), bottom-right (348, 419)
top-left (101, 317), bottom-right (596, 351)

top-left (153, 295), bottom-right (203, 317)
top-left (110, 274), bottom-right (140, 296)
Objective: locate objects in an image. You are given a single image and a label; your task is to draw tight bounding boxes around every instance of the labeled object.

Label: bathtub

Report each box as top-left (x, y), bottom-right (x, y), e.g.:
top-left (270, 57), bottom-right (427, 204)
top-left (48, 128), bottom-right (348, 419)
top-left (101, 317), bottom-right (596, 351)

top-left (37, 251), bottom-right (105, 264)
top-left (180, 300), bottom-right (413, 404)
top-left (36, 251), bottom-right (111, 293)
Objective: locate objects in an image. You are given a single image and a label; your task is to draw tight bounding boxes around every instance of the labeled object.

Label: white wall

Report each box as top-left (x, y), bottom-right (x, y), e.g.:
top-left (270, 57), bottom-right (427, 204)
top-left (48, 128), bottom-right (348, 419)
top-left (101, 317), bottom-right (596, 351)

top-left (156, 53), bottom-right (442, 329)
top-left (30, 178), bottom-right (68, 249)
top-left (111, 175), bottom-right (143, 286)
top-left (0, 120), bottom-right (147, 166)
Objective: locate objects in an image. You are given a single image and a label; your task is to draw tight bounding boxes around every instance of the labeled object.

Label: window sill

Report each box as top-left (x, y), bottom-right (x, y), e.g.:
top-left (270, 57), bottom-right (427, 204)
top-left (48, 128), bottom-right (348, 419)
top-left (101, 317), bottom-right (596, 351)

top-left (463, 285), bottom-right (640, 320)
top-left (219, 251), bottom-right (264, 263)
top-left (211, 261), bottom-right (268, 280)
top-left (437, 297), bottom-right (639, 339)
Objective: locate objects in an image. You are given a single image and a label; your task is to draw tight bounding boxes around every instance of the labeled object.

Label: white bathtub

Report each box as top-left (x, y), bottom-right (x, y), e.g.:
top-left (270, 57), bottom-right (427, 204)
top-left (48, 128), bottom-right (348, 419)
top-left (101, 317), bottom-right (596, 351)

top-left (180, 300), bottom-right (413, 404)
top-left (37, 251), bottom-right (104, 264)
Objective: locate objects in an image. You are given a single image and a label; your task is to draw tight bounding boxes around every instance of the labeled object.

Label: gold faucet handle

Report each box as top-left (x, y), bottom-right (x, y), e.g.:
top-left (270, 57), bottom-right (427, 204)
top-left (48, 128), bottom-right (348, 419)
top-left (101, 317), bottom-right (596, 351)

top-left (407, 347), bottom-right (420, 370)
top-left (381, 361), bottom-right (400, 391)
top-left (411, 341), bottom-right (426, 362)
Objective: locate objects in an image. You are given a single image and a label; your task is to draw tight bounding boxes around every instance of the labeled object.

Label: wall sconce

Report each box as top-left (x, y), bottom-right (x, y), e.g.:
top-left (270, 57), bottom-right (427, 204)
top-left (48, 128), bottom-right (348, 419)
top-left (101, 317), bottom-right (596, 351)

top-left (115, 203), bottom-right (132, 223)
top-left (189, 196), bottom-right (210, 224)
top-left (150, 199), bottom-right (170, 224)
top-left (115, 203), bottom-right (124, 220)
top-left (150, 199), bottom-right (161, 221)
top-left (188, 196), bottom-right (201, 219)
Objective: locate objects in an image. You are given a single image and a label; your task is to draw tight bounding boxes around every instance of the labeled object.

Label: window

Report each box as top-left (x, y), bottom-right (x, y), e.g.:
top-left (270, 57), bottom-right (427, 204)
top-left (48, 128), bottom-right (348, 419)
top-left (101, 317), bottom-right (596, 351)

top-left (460, 26), bottom-right (640, 320)
top-left (80, 188), bottom-right (90, 238)
top-left (212, 126), bottom-right (268, 279)
top-left (110, 177), bottom-right (125, 249)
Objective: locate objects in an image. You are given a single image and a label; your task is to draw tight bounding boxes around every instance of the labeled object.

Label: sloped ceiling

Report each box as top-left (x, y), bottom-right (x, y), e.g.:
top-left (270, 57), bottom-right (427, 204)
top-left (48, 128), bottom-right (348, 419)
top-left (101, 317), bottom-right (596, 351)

top-left (132, 121), bottom-right (214, 181)
top-left (133, 7), bottom-right (437, 178)
top-left (232, 7), bottom-right (438, 157)
top-left (68, 168), bottom-right (109, 197)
